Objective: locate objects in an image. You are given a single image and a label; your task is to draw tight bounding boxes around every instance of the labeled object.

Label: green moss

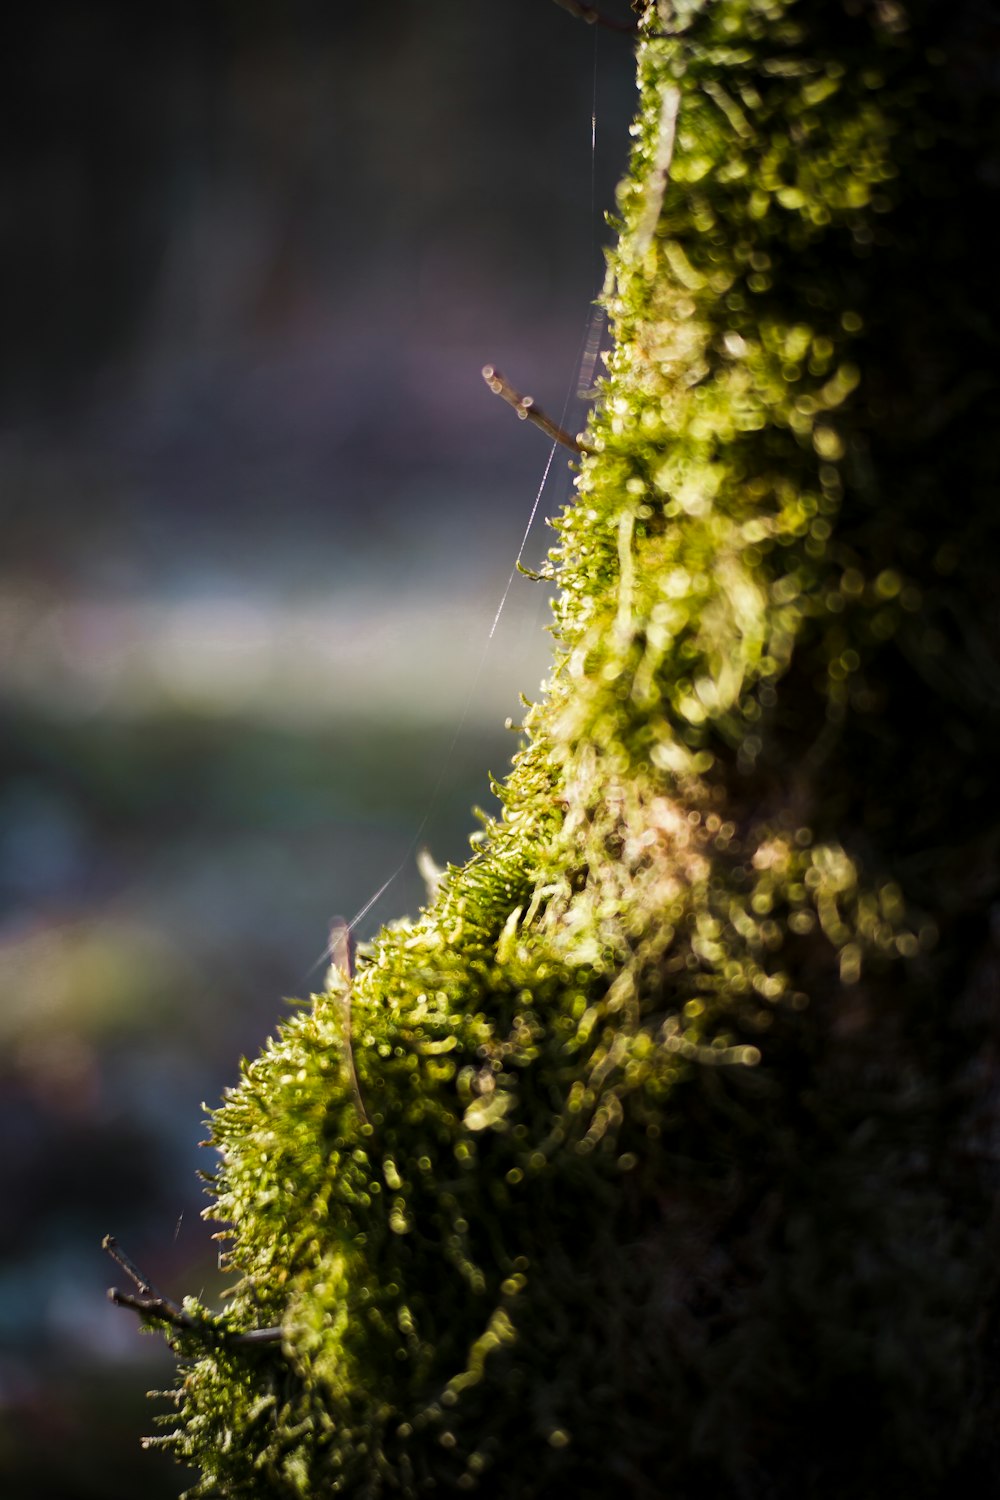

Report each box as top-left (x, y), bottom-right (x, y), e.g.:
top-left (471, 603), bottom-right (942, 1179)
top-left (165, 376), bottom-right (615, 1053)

top-left (149, 2), bottom-right (1000, 1494)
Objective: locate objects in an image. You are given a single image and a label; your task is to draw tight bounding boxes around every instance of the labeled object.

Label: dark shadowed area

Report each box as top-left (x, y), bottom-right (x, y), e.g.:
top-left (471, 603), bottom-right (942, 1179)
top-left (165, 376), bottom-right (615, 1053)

top-left (0, 3), bottom-right (637, 1495)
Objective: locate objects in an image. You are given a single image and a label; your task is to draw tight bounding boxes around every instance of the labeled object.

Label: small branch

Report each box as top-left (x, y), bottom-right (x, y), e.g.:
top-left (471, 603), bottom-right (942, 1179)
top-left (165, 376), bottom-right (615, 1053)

top-left (108, 1284), bottom-right (201, 1331)
top-left (103, 1235), bottom-right (283, 1347)
top-left (226, 1325), bottom-right (285, 1346)
top-left (550, 0), bottom-right (639, 34)
top-left (104, 1235), bottom-right (189, 1324)
top-left (482, 366), bottom-right (591, 456)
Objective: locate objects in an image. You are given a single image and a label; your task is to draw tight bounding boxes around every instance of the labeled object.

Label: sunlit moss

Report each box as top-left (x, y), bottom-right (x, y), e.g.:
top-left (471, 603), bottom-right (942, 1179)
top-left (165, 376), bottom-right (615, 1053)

top-left (151, 1), bottom-right (1000, 1495)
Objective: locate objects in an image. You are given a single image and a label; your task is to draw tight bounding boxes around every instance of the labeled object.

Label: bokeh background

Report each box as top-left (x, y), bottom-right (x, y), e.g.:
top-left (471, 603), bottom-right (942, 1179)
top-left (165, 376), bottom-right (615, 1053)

top-left (0, 2), bottom-right (637, 1495)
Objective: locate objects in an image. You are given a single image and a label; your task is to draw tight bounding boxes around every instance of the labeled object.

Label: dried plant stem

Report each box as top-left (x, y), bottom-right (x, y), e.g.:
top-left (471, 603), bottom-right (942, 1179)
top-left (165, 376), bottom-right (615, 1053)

top-left (103, 1235), bottom-right (283, 1347)
top-left (482, 366), bottom-right (591, 455)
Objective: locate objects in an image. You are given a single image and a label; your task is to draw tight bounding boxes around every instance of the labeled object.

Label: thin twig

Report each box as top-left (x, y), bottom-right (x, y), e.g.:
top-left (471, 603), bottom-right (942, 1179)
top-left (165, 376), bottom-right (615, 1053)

top-left (550, 0), bottom-right (639, 34)
top-left (108, 1285), bottom-right (200, 1329)
top-left (103, 1235), bottom-right (283, 1346)
top-left (225, 1325), bottom-right (285, 1346)
top-left (104, 1235), bottom-right (189, 1322)
top-left (482, 366), bottom-right (592, 455)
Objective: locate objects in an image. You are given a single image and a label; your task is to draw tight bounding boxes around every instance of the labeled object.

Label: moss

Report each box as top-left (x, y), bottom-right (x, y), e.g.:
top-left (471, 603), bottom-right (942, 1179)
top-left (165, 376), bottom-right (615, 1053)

top-left (150, 1), bottom-right (1000, 1495)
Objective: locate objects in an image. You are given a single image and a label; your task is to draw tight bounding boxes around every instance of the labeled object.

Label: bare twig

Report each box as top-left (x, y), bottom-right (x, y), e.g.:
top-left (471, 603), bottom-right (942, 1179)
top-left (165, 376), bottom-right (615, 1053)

top-left (482, 366), bottom-right (592, 456)
top-left (108, 1284), bottom-right (201, 1329)
top-left (103, 1235), bottom-right (283, 1346)
top-left (550, 0), bottom-right (639, 34)
top-left (225, 1324), bottom-right (285, 1346)
top-left (104, 1235), bottom-right (190, 1323)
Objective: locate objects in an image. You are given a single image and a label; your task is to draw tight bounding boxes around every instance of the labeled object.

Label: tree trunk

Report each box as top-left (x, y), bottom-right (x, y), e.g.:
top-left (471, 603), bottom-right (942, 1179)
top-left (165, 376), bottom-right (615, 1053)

top-left (150, 2), bottom-right (1000, 1495)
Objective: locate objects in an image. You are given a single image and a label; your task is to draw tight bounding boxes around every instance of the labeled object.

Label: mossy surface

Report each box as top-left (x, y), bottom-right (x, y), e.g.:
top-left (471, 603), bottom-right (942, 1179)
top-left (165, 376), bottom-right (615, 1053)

top-left (151, 2), bottom-right (1000, 1495)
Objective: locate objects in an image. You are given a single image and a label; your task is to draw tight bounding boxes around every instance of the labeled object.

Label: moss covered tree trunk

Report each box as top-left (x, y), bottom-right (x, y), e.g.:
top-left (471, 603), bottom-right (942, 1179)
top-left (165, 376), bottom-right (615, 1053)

top-left (151, 2), bottom-right (1000, 1494)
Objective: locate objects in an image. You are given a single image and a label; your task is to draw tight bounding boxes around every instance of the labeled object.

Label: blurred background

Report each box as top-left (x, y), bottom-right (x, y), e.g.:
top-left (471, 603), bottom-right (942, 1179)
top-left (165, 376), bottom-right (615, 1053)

top-left (0, 2), bottom-right (637, 1495)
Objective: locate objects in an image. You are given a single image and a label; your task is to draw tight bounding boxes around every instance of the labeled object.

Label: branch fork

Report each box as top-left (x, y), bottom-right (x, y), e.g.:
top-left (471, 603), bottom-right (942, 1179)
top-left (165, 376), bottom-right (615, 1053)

top-left (103, 1235), bottom-right (283, 1347)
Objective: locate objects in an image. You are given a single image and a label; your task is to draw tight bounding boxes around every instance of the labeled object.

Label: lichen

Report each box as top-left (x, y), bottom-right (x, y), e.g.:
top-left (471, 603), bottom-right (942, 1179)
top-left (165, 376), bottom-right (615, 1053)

top-left (151, 2), bottom-right (1000, 1495)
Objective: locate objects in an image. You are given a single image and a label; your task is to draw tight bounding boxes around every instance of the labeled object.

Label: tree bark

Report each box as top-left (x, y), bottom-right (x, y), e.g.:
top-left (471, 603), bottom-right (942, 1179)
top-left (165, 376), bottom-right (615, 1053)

top-left (144, 3), bottom-right (1000, 1494)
